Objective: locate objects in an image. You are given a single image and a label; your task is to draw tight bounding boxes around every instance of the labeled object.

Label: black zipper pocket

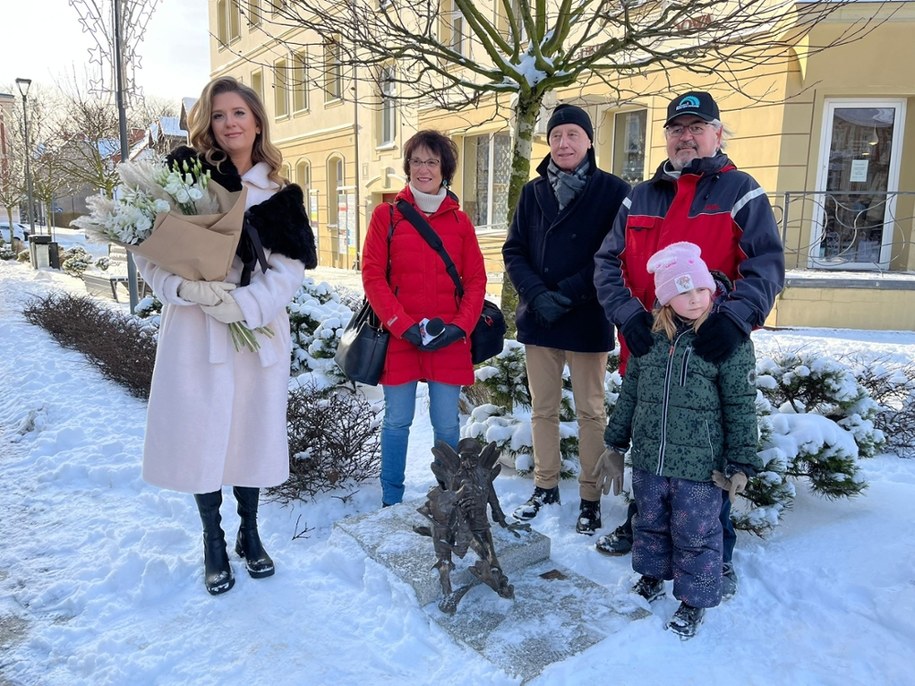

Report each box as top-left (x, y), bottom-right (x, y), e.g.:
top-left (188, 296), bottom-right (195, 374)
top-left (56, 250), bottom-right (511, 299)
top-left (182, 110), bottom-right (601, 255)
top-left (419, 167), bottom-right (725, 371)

top-left (679, 346), bottom-right (693, 386)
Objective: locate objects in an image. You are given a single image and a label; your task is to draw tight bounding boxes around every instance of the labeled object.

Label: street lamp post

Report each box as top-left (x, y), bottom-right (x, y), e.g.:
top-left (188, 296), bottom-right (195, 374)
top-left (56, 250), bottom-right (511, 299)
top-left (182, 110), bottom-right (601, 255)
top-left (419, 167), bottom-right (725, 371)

top-left (15, 78), bottom-right (36, 239)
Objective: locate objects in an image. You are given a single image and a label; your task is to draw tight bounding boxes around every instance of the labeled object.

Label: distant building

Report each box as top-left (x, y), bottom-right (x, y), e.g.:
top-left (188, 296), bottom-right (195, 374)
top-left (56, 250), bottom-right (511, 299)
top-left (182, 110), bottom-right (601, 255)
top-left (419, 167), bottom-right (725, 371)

top-left (0, 92), bottom-right (22, 223)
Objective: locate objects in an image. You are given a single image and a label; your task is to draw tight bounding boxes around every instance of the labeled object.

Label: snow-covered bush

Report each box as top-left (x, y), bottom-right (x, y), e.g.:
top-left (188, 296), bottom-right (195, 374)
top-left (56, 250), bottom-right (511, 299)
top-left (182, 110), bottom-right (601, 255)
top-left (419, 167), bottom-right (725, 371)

top-left (0, 243), bottom-right (16, 260)
top-left (269, 381), bottom-right (381, 501)
top-left (756, 351), bottom-right (885, 458)
top-left (96, 256), bottom-right (111, 271)
top-left (60, 246), bottom-right (93, 276)
top-left (132, 294), bottom-right (162, 332)
top-left (288, 277), bottom-right (356, 388)
top-left (465, 342), bottom-right (621, 478)
top-left (849, 354), bottom-right (915, 457)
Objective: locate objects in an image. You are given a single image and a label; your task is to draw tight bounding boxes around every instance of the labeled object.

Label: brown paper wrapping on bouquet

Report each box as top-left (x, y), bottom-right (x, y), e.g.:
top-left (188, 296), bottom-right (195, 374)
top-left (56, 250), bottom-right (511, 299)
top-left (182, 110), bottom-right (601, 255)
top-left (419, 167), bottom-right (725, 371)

top-left (127, 183), bottom-right (248, 282)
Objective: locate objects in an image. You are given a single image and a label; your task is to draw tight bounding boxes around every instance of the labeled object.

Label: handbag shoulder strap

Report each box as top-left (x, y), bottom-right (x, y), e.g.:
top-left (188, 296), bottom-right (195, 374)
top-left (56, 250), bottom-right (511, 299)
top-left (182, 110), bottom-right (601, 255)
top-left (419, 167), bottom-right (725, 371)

top-left (386, 203), bottom-right (394, 282)
top-left (395, 198), bottom-right (465, 298)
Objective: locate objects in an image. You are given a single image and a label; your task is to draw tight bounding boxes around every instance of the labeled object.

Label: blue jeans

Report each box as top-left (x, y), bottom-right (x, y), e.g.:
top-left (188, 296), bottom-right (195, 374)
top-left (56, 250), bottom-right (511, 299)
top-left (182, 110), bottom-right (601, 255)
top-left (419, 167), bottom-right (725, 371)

top-left (380, 381), bottom-right (461, 506)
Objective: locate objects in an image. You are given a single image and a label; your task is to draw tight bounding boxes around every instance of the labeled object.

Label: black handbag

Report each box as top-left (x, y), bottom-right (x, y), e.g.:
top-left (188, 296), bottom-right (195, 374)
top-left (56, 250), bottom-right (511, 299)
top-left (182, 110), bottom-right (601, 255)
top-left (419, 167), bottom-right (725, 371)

top-left (396, 200), bottom-right (506, 364)
top-left (334, 298), bottom-right (389, 385)
top-left (334, 208), bottom-right (394, 385)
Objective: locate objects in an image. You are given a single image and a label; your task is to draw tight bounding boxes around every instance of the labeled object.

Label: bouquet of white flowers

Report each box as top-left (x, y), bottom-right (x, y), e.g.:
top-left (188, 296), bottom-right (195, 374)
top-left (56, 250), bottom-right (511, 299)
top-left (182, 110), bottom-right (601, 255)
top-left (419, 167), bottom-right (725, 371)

top-left (75, 158), bottom-right (221, 245)
top-left (74, 157), bottom-right (272, 352)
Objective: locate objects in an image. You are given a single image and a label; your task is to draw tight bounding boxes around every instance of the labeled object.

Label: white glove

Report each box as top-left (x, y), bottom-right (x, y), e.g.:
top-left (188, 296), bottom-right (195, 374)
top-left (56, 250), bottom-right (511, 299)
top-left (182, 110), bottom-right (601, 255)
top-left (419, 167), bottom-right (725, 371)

top-left (200, 290), bottom-right (245, 324)
top-left (592, 448), bottom-right (625, 496)
top-left (712, 470), bottom-right (748, 503)
top-left (177, 279), bottom-right (236, 306)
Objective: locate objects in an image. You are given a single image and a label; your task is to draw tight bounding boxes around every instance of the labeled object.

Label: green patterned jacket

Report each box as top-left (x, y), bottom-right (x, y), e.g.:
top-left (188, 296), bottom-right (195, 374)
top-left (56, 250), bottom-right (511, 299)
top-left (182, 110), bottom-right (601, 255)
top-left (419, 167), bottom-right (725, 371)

top-left (604, 326), bottom-right (761, 482)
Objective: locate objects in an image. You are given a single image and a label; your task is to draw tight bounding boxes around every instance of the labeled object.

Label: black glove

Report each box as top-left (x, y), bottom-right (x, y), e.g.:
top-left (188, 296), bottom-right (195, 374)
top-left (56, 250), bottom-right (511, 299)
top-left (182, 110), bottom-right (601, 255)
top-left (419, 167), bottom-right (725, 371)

top-left (402, 324), bottom-right (424, 348)
top-left (423, 324), bottom-right (465, 351)
top-left (531, 291), bottom-right (573, 327)
top-left (693, 312), bottom-right (748, 363)
top-left (619, 310), bottom-right (654, 357)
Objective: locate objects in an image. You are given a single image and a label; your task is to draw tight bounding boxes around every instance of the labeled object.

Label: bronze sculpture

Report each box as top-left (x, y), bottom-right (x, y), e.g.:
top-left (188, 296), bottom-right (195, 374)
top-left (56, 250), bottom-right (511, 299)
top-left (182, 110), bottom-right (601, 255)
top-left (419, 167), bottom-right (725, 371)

top-left (416, 437), bottom-right (529, 614)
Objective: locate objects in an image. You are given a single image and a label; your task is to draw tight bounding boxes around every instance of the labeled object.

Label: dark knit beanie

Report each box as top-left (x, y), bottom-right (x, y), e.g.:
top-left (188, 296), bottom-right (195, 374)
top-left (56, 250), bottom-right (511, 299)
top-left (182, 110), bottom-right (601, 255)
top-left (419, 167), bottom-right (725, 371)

top-left (546, 104), bottom-right (594, 142)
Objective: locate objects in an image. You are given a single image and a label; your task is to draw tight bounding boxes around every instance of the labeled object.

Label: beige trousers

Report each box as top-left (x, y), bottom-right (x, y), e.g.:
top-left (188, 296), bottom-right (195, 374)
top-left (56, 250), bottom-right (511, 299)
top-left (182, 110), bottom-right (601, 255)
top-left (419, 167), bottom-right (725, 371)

top-left (525, 344), bottom-right (608, 502)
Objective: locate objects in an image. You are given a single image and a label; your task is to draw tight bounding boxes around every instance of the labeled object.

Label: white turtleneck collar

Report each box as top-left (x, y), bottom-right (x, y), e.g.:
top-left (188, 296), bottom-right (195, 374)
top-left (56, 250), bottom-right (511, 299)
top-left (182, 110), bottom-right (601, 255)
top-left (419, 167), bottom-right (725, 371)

top-left (242, 162), bottom-right (280, 191)
top-left (409, 183), bottom-right (447, 214)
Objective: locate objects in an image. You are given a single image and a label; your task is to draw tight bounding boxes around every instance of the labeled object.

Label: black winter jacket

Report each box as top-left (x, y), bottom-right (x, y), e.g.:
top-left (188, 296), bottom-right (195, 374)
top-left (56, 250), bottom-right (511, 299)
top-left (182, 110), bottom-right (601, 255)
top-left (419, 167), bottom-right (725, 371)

top-left (503, 151), bottom-right (630, 352)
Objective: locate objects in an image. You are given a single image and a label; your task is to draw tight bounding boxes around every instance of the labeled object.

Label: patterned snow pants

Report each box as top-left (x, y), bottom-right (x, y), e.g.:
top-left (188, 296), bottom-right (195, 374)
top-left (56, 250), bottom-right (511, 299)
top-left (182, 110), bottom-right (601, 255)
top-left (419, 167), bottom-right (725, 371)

top-left (631, 467), bottom-right (723, 608)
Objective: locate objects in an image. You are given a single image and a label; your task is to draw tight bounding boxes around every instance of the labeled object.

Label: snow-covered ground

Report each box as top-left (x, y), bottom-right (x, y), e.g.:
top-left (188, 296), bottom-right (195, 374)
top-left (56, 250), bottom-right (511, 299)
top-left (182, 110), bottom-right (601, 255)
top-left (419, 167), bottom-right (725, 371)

top-left (1, 242), bottom-right (914, 685)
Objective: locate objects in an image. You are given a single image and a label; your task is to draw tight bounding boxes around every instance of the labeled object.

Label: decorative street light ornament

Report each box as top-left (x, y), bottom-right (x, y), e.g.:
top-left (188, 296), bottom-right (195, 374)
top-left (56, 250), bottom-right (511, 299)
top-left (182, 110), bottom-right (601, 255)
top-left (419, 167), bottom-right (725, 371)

top-left (69, 0), bottom-right (161, 106)
top-left (69, 0), bottom-right (161, 311)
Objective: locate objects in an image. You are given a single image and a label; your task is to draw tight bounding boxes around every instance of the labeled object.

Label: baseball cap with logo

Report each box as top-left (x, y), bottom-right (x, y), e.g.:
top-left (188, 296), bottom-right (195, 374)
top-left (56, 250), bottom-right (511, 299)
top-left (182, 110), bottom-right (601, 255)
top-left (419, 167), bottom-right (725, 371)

top-left (664, 91), bottom-right (720, 128)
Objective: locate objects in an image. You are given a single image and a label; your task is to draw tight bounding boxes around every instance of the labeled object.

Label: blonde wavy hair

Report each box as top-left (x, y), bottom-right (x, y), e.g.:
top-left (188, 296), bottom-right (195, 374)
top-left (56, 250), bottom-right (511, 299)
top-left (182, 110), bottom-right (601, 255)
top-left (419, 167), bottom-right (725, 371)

top-left (652, 304), bottom-right (711, 341)
top-left (187, 76), bottom-right (284, 185)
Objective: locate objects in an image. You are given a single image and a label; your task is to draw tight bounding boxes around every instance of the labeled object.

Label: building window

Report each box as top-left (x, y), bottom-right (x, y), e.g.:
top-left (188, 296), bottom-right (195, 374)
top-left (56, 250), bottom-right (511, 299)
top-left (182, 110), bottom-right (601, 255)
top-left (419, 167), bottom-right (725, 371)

top-left (327, 157), bottom-right (344, 226)
top-left (292, 51), bottom-right (309, 112)
top-left (497, 0), bottom-right (527, 43)
top-left (274, 59), bottom-right (289, 118)
top-left (378, 66), bottom-right (396, 146)
top-left (251, 70), bottom-right (264, 105)
top-left (296, 161), bottom-right (310, 193)
top-left (246, 0), bottom-right (261, 25)
top-left (442, 0), bottom-right (466, 56)
top-left (324, 40), bottom-right (343, 102)
top-left (216, 0), bottom-right (228, 44)
top-left (612, 109), bottom-right (646, 185)
top-left (811, 100), bottom-right (904, 269)
top-left (463, 132), bottom-right (511, 232)
top-left (228, 0), bottom-right (242, 41)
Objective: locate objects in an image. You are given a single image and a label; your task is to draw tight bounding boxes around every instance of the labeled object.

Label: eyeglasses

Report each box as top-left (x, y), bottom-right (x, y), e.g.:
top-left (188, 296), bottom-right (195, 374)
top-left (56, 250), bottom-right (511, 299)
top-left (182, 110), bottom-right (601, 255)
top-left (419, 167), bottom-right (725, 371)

top-left (409, 158), bottom-right (441, 169)
top-left (666, 123), bottom-right (713, 138)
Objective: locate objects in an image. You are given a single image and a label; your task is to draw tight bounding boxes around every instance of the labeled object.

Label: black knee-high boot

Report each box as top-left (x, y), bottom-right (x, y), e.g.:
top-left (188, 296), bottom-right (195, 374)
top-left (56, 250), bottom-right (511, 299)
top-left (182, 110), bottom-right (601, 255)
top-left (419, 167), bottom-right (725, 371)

top-left (233, 486), bottom-right (275, 578)
top-left (194, 491), bottom-right (235, 595)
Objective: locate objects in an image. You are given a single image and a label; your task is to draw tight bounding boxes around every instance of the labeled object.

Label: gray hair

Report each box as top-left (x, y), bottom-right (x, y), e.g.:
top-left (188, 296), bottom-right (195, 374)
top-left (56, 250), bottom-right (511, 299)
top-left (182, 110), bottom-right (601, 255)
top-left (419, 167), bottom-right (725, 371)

top-left (709, 119), bottom-right (732, 151)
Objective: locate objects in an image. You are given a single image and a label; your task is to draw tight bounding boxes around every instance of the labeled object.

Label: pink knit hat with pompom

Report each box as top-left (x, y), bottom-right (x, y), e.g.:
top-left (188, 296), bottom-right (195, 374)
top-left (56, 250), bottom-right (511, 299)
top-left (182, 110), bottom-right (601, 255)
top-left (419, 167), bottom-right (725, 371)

top-left (647, 242), bottom-right (715, 306)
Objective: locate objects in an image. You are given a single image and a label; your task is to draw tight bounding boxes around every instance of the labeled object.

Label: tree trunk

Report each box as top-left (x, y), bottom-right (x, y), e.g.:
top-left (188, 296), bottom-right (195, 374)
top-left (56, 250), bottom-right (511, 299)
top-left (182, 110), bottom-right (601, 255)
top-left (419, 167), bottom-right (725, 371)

top-left (500, 93), bottom-right (542, 336)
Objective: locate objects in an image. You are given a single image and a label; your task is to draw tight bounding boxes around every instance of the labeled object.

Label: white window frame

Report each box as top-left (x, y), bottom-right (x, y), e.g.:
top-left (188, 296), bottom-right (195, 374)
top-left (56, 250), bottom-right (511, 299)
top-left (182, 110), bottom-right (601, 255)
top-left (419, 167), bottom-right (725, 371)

top-left (379, 66), bottom-right (396, 146)
top-left (810, 98), bottom-right (906, 270)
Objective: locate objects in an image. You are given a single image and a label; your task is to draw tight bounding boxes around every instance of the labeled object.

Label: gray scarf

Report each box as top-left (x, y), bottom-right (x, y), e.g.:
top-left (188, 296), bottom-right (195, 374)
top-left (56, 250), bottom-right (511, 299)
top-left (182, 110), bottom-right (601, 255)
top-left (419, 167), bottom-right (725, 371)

top-left (547, 158), bottom-right (590, 211)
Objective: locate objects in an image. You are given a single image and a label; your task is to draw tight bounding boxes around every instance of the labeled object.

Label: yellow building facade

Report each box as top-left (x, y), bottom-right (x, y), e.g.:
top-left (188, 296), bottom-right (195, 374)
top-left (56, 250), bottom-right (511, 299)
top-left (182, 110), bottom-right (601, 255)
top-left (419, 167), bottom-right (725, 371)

top-left (208, 1), bottom-right (915, 330)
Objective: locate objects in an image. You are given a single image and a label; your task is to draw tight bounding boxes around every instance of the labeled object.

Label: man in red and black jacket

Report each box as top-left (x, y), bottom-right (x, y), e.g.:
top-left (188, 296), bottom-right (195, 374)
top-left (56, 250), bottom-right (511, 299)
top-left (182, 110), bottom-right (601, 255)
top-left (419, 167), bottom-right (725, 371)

top-left (592, 91), bottom-right (785, 596)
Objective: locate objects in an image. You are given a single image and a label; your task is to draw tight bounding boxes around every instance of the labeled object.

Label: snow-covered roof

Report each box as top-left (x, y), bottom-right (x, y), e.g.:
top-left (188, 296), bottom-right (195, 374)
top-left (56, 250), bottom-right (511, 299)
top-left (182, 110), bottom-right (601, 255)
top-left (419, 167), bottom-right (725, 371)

top-left (158, 116), bottom-right (185, 138)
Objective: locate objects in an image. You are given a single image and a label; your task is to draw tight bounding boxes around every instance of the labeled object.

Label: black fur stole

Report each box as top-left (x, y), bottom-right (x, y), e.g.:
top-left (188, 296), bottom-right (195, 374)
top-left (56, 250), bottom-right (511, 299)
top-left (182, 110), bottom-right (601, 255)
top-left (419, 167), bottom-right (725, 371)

top-left (165, 145), bottom-right (317, 269)
top-left (244, 184), bottom-right (317, 268)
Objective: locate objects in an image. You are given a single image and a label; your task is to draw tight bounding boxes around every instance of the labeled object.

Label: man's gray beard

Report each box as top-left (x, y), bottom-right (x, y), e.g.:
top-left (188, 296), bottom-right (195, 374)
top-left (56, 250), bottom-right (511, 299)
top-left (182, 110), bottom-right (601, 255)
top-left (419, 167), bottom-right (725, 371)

top-left (669, 147), bottom-right (698, 171)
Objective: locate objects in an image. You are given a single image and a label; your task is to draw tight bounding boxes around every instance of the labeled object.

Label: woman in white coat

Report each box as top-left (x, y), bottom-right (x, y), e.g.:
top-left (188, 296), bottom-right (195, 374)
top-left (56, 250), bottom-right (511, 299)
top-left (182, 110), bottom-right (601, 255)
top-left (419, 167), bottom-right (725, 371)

top-left (135, 77), bottom-right (316, 595)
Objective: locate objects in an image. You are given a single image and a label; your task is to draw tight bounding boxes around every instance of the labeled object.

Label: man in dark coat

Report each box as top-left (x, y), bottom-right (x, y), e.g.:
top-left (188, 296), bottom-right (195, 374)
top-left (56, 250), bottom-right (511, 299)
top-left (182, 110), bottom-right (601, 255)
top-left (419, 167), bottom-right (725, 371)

top-left (503, 104), bottom-right (630, 534)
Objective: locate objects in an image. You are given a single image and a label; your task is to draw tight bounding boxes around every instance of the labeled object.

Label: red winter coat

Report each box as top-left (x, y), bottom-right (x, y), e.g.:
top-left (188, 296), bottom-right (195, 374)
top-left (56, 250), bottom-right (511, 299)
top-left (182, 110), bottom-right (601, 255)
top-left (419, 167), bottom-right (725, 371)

top-left (362, 186), bottom-right (486, 386)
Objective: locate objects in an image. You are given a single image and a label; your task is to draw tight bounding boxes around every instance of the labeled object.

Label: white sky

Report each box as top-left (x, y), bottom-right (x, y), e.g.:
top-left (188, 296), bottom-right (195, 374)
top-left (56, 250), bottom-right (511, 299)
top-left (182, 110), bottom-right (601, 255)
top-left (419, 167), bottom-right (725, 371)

top-left (0, 0), bottom-right (211, 103)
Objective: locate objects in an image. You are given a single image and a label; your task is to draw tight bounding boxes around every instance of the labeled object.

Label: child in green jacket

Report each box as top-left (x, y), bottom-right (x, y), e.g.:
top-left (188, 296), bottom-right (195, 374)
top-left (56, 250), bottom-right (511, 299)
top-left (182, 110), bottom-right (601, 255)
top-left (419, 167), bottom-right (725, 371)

top-left (599, 242), bottom-right (761, 639)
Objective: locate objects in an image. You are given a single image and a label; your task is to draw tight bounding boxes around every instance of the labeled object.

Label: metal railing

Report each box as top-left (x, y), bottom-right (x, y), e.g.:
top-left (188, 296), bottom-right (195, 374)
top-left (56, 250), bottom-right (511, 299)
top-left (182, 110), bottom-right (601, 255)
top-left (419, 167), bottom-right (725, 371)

top-left (775, 190), bottom-right (915, 272)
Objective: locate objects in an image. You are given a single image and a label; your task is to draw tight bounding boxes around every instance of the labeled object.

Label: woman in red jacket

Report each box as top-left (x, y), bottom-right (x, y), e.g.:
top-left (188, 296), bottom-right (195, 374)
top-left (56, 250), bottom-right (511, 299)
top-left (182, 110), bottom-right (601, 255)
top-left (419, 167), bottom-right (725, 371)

top-left (362, 130), bottom-right (487, 506)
